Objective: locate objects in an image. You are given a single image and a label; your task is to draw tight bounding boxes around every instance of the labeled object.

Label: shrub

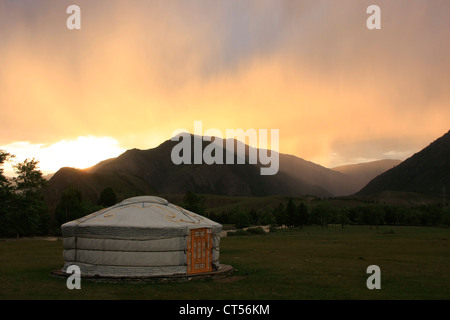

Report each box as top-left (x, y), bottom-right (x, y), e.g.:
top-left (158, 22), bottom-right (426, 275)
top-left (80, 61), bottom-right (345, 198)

top-left (246, 227), bottom-right (267, 234)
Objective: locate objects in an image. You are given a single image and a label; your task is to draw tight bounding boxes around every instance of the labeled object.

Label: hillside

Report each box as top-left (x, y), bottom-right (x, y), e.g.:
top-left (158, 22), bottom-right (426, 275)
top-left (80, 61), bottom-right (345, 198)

top-left (357, 130), bottom-right (450, 197)
top-left (43, 167), bottom-right (156, 209)
top-left (42, 134), bottom-right (400, 209)
top-left (333, 159), bottom-right (402, 193)
top-left (43, 136), bottom-right (331, 207)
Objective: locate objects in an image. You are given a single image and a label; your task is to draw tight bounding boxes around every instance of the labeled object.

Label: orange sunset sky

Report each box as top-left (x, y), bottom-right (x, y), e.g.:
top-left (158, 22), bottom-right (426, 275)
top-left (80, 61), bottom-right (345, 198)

top-left (1, 1), bottom-right (449, 175)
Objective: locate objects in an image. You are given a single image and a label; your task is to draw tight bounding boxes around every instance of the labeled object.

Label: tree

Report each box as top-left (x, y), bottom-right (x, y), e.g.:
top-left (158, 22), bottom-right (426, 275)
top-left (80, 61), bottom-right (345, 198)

top-left (338, 206), bottom-right (349, 229)
top-left (10, 158), bottom-right (48, 237)
top-left (442, 206), bottom-right (450, 227)
top-left (296, 202), bottom-right (309, 229)
top-left (383, 205), bottom-right (398, 225)
top-left (362, 204), bottom-right (385, 228)
top-left (0, 150), bottom-right (14, 236)
top-left (0, 150), bottom-right (13, 188)
top-left (311, 202), bottom-right (330, 229)
top-left (285, 198), bottom-right (296, 228)
top-left (427, 204), bottom-right (442, 226)
top-left (259, 210), bottom-right (276, 226)
top-left (55, 186), bottom-right (85, 225)
top-left (98, 187), bottom-right (117, 207)
top-left (248, 208), bottom-right (259, 225)
top-left (273, 202), bottom-right (287, 226)
top-left (181, 190), bottom-right (205, 215)
top-left (232, 207), bottom-right (250, 229)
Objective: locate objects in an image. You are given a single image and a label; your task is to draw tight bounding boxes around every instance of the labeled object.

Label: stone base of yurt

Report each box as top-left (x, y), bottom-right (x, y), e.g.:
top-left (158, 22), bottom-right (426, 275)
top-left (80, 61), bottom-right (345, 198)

top-left (51, 264), bottom-right (234, 283)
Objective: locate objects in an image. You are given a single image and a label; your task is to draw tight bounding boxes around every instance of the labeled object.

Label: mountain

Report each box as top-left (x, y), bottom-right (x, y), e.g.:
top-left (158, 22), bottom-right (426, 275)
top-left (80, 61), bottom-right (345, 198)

top-left (332, 159), bottom-right (402, 193)
top-left (42, 134), bottom-right (398, 209)
top-left (277, 153), bottom-right (353, 196)
top-left (357, 130), bottom-right (450, 197)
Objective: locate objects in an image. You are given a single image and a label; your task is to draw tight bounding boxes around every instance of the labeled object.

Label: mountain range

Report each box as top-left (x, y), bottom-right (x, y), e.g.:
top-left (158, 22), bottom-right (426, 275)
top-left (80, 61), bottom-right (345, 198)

top-left (357, 130), bottom-right (450, 197)
top-left (42, 134), bottom-right (403, 208)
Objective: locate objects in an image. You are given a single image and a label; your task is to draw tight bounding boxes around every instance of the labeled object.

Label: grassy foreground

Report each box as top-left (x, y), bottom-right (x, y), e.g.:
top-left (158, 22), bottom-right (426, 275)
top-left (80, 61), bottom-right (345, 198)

top-left (0, 225), bottom-right (449, 300)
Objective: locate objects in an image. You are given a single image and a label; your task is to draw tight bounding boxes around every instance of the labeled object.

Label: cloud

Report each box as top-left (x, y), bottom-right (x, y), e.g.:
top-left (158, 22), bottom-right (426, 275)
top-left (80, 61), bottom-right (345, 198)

top-left (1, 136), bottom-right (125, 175)
top-left (0, 1), bottom-right (449, 168)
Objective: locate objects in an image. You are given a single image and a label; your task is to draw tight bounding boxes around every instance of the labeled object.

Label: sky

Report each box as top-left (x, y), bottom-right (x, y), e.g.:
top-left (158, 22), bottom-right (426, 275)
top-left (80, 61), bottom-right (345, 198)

top-left (1, 0), bottom-right (449, 175)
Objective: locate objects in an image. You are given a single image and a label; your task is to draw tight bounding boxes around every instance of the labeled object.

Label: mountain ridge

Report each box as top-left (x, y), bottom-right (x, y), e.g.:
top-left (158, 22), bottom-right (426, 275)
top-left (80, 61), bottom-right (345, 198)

top-left (357, 130), bottom-right (450, 197)
top-left (42, 134), bottom-right (405, 208)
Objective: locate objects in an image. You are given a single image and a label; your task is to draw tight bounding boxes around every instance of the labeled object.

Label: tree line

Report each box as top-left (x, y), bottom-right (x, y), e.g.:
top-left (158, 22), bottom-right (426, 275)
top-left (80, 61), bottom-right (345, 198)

top-left (206, 198), bottom-right (450, 230)
top-left (0, 150), bottom-right (117, 237)
top-left (1, 149), bottom-right (449, 237)
top-left (0, 151), bottom-right (49, 237)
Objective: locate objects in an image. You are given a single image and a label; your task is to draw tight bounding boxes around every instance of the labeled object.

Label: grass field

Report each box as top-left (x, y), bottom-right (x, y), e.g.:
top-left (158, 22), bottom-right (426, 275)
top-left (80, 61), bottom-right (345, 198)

top-left (0, 225), bottom-right (449, 300)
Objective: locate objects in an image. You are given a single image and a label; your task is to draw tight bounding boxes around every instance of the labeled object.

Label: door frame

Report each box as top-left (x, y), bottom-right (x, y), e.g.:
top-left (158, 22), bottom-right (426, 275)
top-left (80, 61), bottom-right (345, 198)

top-left (187, 228), bottom-right (213, 274)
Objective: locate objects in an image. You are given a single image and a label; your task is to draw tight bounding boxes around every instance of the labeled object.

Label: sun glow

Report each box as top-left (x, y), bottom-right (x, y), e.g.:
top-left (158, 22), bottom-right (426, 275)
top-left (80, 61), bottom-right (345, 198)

top-left (0, 2), bottom-right (449, 170)
top-left (1, 136), bottom-right (125, 176)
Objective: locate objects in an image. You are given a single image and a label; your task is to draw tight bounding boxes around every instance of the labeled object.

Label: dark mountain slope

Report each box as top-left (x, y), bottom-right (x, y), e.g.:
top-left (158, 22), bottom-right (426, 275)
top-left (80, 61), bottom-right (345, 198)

top-left (85, 136), bottom-right (334, 196)
top-left (357, 130), bottom-right (450, 196)
top-left (43, 167), bottom-right (156, 209)
top-left (44, 136), bottom-right (332, 208)
top-left (333, 159), bottom-right (402, 193)
top-left (43, 133), bottom-right (405, 209)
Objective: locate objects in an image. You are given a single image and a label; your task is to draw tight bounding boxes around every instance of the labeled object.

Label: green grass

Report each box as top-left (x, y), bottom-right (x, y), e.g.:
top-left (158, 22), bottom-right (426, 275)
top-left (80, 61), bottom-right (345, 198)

top-left (1, 225), bottom-right (449, 299)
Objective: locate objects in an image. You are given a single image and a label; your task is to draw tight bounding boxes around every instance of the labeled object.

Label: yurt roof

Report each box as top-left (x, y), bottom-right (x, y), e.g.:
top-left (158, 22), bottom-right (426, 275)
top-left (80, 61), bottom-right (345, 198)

top-left (61, 196), bottom-right (221, 239)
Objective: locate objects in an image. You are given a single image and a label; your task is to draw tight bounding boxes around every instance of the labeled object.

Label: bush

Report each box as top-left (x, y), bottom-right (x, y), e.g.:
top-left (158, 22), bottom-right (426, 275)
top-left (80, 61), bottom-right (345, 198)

top-left (232, 210), bottom-right (250, 229)
top-left (246, 227), bottom-right (267, 234)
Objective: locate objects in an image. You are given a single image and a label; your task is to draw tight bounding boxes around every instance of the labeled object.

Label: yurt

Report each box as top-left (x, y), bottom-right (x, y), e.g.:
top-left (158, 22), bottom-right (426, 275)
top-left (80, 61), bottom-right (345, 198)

top-left (60, 196), bottom-right (222, 278)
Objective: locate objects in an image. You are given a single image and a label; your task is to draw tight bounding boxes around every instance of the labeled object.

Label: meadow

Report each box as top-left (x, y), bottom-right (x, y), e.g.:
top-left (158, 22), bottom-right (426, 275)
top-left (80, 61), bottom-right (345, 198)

top-left (0, 225), bottom-right (449, 300)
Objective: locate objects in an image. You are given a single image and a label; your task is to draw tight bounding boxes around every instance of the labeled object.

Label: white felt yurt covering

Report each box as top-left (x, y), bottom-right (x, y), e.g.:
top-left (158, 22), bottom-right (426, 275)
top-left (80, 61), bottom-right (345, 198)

top-left (61, 196), bottom-right (222, 277)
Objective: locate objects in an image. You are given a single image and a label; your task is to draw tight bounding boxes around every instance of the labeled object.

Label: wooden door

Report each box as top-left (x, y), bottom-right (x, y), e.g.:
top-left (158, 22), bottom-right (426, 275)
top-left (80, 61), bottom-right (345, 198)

top-left (187, 228), bottom-right (212, 274)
